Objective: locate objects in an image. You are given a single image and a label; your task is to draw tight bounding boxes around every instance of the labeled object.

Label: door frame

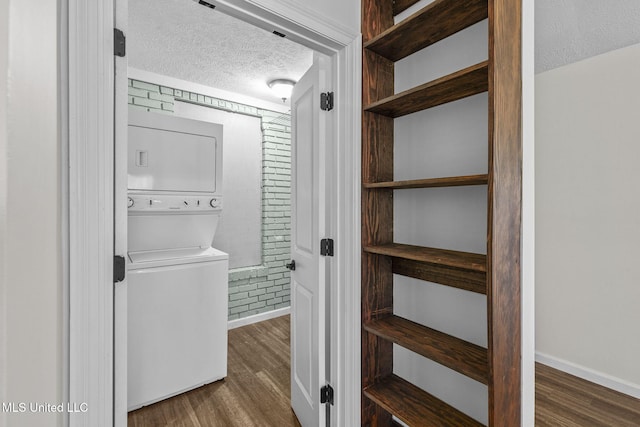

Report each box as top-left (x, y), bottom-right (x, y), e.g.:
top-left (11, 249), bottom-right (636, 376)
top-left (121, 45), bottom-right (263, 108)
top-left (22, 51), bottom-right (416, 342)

top-left (65, 1), bottom-right (362, 426)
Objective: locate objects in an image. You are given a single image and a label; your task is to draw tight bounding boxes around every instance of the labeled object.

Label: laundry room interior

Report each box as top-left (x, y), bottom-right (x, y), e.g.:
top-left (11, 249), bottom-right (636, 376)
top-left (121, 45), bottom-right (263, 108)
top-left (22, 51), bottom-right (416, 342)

top-left (123, 0), bottom-right (316, 423)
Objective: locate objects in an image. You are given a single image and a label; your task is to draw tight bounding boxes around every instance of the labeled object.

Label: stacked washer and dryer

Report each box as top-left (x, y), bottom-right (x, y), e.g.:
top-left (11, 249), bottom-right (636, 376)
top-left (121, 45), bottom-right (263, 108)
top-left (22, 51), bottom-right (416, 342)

top-left (126, 109), bottom-right (229, 411)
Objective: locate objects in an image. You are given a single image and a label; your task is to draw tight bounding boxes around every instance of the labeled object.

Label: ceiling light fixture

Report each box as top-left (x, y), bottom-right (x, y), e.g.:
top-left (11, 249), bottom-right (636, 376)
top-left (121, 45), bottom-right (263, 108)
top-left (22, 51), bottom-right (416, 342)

top-left (268, 79), bottom-right (296, 103)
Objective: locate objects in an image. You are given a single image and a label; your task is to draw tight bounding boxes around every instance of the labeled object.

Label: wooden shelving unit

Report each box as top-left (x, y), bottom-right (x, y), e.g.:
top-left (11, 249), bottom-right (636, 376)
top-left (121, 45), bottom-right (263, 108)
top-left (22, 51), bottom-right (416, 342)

top-left (361, 0), bottom-right (522, 425)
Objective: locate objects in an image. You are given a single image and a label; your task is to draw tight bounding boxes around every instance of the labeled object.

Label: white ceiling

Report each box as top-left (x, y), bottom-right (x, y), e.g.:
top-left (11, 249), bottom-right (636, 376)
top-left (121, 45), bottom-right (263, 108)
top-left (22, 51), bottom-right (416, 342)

top-left (535, 0), bottom-right (640, 73)
top-left (128, 0), bottom-right (313, 105)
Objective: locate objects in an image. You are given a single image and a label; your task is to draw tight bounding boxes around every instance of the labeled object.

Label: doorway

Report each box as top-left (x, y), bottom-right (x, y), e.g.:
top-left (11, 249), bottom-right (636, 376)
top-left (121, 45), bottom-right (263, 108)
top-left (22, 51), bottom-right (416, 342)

top-left (120, 16), bottom-right (319, 421)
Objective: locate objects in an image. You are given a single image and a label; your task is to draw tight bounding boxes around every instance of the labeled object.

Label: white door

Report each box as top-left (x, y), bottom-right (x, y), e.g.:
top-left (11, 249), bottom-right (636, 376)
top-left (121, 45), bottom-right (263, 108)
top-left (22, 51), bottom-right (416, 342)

top-left (290, 55), bottom-right (331, 427)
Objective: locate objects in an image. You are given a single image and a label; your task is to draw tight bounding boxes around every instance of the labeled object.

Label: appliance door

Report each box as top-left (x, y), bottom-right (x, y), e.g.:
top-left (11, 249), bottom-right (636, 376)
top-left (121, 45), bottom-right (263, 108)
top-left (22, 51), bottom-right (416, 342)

top-left (127, 259), bottom-right (228, 411)
top-left (128, 123), bottom-right (220, 193)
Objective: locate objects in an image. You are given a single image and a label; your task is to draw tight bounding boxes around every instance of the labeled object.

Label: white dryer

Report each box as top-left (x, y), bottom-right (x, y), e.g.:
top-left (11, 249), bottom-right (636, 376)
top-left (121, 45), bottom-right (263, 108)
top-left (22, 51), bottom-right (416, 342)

top-left (126, 110), bottom-right (228, 411)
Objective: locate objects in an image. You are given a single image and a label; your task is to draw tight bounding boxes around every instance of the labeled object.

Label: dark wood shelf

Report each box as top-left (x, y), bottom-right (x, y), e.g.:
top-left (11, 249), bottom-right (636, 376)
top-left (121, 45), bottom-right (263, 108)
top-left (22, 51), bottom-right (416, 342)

top-left (364, 243), bottom-right (486, 272)
top-left (364, 174), bottom-right (488, 189)
top-left (364, 375), bottom-right (485, 426)
top-left (364, 315), bottom-right (488, 384)
top-left (364, 243), bottom-right (487, 294)
top-left (365, 0), bottom-right (488, 62)
top-left (364, 61), bottom-right (488, 118)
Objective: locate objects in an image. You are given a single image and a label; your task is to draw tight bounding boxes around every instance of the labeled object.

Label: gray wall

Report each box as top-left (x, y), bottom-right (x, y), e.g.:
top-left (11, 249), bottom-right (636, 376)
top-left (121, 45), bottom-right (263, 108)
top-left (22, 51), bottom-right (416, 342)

top-left (1, 1), bottom-right (63, 426)
top-left (176, 103), bottom-right (263, 269)
top-left (536, 42), bottom-right (640, 393)
top-left (393, 18), bottom-right (490, 424)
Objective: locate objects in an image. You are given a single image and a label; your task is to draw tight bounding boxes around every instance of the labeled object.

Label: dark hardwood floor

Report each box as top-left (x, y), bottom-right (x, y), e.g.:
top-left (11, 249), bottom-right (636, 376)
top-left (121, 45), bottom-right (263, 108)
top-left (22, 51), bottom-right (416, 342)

top-left (128, 315), bottom-right (301, 427)
top-left (129, 315), bottom-right (640, 426)
top-left (536, 362), bottom-right (640, 426)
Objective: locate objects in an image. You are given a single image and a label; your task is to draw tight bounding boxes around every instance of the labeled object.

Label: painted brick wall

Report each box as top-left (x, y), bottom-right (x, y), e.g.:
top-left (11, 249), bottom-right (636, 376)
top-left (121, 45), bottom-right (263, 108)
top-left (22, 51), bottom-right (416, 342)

top-left (128, 78), bottom-right (291, 320)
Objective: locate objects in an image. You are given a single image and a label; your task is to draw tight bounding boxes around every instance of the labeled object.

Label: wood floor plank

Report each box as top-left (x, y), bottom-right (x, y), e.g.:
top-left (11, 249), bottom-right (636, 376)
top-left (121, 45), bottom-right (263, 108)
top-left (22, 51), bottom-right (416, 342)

top-left (127, 393), bottom-right (201, 427)
top-left (127, 315), bottom-right (301, 427)
top-left (536, 362), bottom-right (640, 427)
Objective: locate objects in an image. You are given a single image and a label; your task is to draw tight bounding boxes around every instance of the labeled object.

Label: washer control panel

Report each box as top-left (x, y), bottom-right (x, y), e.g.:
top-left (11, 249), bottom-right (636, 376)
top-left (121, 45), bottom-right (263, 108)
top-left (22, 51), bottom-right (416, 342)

top-left (127, 194), bottom-right (222, 212)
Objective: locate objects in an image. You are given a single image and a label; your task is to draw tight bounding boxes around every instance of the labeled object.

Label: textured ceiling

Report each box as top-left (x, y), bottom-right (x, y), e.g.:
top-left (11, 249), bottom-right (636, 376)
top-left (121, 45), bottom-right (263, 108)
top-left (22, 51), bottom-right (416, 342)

top-left (128, 0), bottom-right (313, 105)
top-left (536, 0), bottom-right (640, 73)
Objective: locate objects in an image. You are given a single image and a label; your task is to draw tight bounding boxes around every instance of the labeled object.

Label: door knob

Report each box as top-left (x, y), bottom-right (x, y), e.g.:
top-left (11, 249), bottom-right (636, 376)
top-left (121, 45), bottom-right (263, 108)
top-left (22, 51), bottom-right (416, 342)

top-left (285, 260), bottom-right (296, 271)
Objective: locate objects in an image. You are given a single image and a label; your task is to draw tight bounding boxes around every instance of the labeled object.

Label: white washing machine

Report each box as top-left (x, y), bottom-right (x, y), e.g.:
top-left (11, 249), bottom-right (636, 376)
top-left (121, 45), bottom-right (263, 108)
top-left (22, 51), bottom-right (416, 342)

top-left (126, 110), bottom-right (228, 411)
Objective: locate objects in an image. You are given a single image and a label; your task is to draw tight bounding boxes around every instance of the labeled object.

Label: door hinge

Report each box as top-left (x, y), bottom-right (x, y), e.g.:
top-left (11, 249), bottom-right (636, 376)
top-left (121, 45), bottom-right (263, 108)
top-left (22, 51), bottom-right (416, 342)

top-left (114, 28), bottom-right (126, 57)
top-left (114, 255), bottom-right (126, 283)
top-left (320, 384), bottom-right (334, 405)
top-left (196, 0), bottom-right (216, 9)
top-left (320, 238), bottom-right (334, 257)
top-left (320, 92), bottom-right (334, 111)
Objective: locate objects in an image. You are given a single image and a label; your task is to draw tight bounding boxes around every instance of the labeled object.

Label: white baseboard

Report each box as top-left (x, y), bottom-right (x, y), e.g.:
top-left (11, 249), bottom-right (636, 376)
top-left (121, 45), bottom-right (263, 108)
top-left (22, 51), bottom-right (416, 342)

top-left (227, 307), bottom-right (290, 330)
top-left (536, 352), bottom-right (640, 399)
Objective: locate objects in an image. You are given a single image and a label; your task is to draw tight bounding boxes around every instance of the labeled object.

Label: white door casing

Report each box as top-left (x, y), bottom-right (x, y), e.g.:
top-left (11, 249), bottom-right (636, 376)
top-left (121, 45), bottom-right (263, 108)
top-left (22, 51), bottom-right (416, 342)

top-left (114, 0), bottom-right (128, 425)
top-left (68, 2), bottom-right (115, 426)
top-left (290, 55), bottom-right (330, 427)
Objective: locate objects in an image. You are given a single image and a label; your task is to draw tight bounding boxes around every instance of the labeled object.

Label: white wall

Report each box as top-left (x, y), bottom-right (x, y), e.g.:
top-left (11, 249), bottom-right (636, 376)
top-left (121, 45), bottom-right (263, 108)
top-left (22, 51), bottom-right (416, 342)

top-left (0, 0), bottom-right (9, 424)
top-left (2, 1), bottom-right (63, 426)
top-left (393, 20), bottom-right (490, 424)
top-left (176, 102), bottom-right (263, 269)
top-left (536, 42), bottom-right (640, 396)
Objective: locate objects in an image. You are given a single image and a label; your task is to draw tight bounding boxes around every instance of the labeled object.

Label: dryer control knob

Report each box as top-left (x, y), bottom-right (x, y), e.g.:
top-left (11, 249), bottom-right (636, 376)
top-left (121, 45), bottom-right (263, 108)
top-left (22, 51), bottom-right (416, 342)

top-left (128, 197), bottom-right (134, 208)
top-left (209, 198), bottom-right (220, 208)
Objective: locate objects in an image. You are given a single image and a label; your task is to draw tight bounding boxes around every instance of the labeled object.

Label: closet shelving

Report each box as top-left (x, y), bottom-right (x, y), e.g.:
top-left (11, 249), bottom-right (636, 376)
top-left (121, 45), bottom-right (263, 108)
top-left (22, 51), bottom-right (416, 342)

top-left (361, 0), bottom-right (522, 425)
